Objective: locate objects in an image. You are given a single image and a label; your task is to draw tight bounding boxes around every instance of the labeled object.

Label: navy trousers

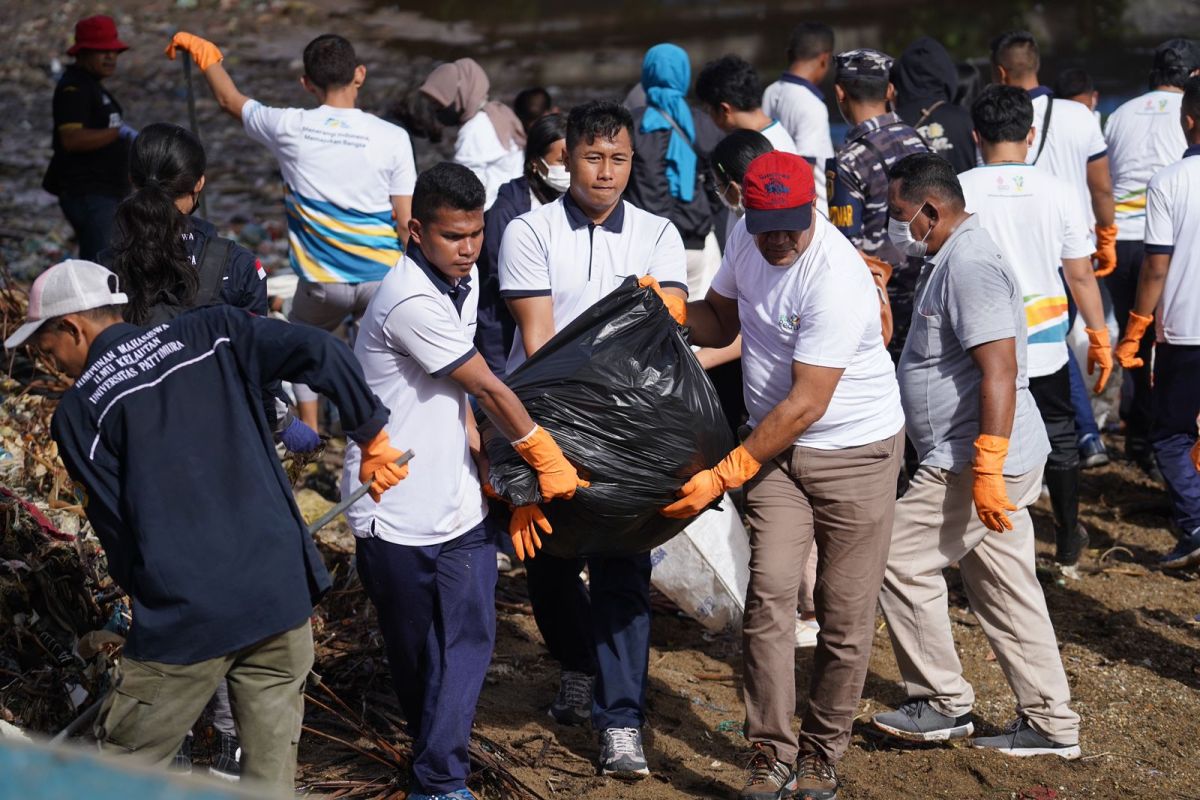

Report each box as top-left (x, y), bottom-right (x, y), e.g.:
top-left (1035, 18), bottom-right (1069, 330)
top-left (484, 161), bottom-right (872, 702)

top-left (1108, 241), bottom-right (1155, 454)
top-left (355, 523), bottom-right (496, 794)
top-left (1151, 343), bottom-right (1200, 537)
top-left (525, 550), bottom-right (652, 730)
top-left (1063, 274), bottom-right (1101, 442)
top-left (59, 193), bottom-right (119, 262)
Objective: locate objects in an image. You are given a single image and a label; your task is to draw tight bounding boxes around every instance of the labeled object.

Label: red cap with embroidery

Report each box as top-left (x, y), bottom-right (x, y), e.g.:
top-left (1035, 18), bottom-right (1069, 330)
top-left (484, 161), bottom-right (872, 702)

top-left (742, 151), bottom-right (815, 235)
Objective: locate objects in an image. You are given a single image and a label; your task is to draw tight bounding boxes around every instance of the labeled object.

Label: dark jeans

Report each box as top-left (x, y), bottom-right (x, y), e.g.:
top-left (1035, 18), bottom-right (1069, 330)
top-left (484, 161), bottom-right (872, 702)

top-left (525, 550), bottom-right (652, 730)
top-left (1029, 366), bottom-right (1081, 561)
top-left (1063, 271), bottom-right (1100, 442)
top-left (59, 193), bottom-right (120, 261)
top-left (1151, 343), bottom-right (1200, 537)
top-left (1107, 241), bottom-right (1155, 455)
top-left (355, 524), bottom-right (496, 794)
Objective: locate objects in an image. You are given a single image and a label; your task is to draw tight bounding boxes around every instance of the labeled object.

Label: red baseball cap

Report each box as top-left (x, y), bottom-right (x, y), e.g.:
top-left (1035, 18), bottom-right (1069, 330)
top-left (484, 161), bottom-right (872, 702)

top-left (67, 15), bottom-right (129, 55)
top-left (742, 151), bottom-right (815, 235)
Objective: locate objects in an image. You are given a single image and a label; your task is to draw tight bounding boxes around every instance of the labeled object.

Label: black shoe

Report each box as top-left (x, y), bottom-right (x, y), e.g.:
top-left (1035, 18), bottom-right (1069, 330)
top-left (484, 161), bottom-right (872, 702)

top-left (1134, 452), bottom-right (1165, 484)
top-left (793, 752), bottom-right (838, 800)
top-left (548, 670), bottom-right (593, 727)
top-left (171, 734), bottom-right (193, 774)
top-left (209, 731), bottom-right (241, 781)
top-left (1055, 524), bottom-right (1089, 567)
top-left (971, 717), bottom-right (1080, 759)
top-left (872, 698), bottom-right (974, 742)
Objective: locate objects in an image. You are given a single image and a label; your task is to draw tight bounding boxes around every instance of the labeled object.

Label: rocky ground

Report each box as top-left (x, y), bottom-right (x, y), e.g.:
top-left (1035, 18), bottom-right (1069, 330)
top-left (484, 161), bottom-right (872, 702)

top-left (2, 2), bottom-right (1198, 799)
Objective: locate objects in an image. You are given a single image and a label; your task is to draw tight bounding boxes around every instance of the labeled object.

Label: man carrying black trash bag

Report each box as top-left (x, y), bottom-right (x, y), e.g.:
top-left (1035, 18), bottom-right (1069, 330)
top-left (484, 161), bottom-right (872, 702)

top-left (7, 259), bottom-right (409, 792)
top-left (653, 150), bottom-right (904, 800)
top-left (498, 100), bottom-right (688, 779)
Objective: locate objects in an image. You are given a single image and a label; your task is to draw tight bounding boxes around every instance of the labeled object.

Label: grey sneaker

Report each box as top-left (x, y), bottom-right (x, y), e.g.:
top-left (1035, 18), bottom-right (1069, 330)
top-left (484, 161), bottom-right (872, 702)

top-left (739, 743), bottom-right (797, 800)
top-left (598, 727), bottom-right (649, 779)
top-left (872, 698), bottom-right (974, 742)
top-left (208, 731), bottom-right (241, 781)
top-left (548, 670), bottom-right (594, 726)
top-left (971, 717), bottom-right (1080, 759)
top-left (793, 752), bottom-right (838, 800)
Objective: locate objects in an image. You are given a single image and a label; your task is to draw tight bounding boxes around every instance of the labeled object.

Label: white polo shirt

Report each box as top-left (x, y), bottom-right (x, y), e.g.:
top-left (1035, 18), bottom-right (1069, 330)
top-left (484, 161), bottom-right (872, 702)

top-left (457, 111), bottom-right (525, 211)
top-left (960, 163), bottom-right (1094, 378)
top-left (1105, 90), bottom-right (1187, 241)
top-left (709, 214), bottom-right (903, 449)
top-left (1144, 145), bottom-right (1200, 345)
top-left (762, 75), bottom-right (833, 214)
top-left (1026, 89), bottom-right (1107, 233)
top-left (242, 101), bottom-right (415, 283)
top-left (341, 246), bottom-right (486, 545)
top-left (498, 193), bottom-right (688, 372)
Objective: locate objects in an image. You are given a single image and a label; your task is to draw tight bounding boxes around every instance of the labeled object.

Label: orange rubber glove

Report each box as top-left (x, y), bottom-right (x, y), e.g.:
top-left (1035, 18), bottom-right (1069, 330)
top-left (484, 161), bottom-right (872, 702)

top-left (510, 505), bottom-right (551, 561)
top-left (662, 445), bottom-right (761, 519)
top-left (1084, 326), bottom-right (1113, 394)
top-left (165, 32), bottom-right (224, 72)
top-left (1115, 311), bottom-right (1153, 369)
top-left (511, 425), bottom-right (588, 501)
top-left (358, 430), bottom-right (409, 502)
top-left (638, 275), bottom-right (687, 326)
top-left (972, 434), bottom-right (1017, 532)
top-left (1093, 224), bottom-right (1118, 278)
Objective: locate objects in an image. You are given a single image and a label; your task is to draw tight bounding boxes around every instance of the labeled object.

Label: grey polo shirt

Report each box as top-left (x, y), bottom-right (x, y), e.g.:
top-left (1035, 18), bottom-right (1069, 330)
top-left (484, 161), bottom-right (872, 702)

top-left (897, 215), bottom-right (1050, 476)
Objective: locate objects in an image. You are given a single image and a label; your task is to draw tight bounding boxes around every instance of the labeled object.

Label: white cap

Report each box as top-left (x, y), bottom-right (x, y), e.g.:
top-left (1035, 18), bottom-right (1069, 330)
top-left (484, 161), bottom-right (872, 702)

top-left (5, 260), bottom-right (128, 349)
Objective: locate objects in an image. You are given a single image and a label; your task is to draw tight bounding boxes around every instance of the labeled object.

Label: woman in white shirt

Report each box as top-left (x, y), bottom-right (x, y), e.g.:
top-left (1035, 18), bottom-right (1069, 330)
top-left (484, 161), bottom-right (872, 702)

top-left (418, 58), bottom-right (525, 209)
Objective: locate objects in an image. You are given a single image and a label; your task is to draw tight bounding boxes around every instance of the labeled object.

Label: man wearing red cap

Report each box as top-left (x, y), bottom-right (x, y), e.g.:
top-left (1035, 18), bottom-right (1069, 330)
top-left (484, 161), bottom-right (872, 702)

top-left (654, 150), bottom-right (904, 800)
top-left (43, 15), bottom-right (136, 261)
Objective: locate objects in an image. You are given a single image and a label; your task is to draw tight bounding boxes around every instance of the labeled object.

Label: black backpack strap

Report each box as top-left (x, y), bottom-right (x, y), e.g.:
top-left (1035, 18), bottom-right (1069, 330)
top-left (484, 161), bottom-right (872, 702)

top-left (1032, 97), bottom-right (1054, 165)
top-left (195, 236), bottom-right (233, 307)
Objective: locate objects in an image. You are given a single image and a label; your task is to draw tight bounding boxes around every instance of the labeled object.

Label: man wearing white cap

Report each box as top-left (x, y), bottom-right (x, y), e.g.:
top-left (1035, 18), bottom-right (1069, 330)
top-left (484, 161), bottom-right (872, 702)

top-left (8, 260), bottom-right (407, 790)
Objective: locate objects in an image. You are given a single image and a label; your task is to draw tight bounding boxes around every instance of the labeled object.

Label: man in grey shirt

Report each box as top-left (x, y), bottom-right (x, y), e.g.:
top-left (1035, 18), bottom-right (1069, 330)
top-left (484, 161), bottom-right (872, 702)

top-left (869, 154), bottom-right (1081, 760)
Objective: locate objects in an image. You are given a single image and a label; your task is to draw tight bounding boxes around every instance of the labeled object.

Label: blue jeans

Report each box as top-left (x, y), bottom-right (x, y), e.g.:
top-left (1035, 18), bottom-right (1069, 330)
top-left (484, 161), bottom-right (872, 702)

top-left (1063, 270), bottom-right (1101, 443)
top-left (1151, 343), bottom-right (1200, 537)
top-left (59, 193), bottom-right (120, 261)
top-left (355, 524), bottom-right (497, 794)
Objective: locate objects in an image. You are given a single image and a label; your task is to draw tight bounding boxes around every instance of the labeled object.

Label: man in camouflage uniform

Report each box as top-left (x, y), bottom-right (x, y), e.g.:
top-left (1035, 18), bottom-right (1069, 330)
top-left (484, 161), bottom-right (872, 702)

top-left (827, 49), bottom-right (930, 361)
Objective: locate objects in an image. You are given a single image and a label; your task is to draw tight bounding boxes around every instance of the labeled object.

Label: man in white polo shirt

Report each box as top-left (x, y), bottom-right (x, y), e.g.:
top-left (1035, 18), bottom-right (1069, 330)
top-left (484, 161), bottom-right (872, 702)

top-left (167, 31), bottom-right (416, 430)
top-left (959, 85), bottom-right (1113, 572)
top-left (341, 163), bottom-right (583, 800)
top-left (662, 151), bottom-right (904, 800)
top-left (762, 22), bottom-right (836, 216)
top-left (1104, 39), bottom-right (1200, 477)
top-left (1115, 77), bottom-right (1200, 569)
top-left (499, 101), bottom-right (687, 779)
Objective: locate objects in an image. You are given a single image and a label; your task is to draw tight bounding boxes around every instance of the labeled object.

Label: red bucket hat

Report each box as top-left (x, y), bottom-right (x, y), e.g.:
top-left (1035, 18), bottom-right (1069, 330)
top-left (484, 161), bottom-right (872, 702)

top-left (742, 151), bottom-right (816, 235)
top-left (67, 15), bottom-right (129, 55)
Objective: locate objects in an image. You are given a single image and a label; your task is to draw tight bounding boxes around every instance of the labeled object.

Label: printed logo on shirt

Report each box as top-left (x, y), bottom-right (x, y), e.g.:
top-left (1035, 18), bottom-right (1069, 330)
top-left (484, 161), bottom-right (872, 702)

top-left (1142, 97), bottom-right (1171, 113)
top-left (324, 116), bottom-right (351, 129)
top-left (778, 312), bottom-right (801, 332)
top-left (992, 174), bottom-right (1027, 194)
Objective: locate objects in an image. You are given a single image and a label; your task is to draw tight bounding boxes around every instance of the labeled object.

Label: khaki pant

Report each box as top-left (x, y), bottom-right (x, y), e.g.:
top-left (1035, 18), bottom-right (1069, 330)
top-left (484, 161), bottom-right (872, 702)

top-left (95, 621), bottom-right (314, 792)
top-left (878, 465), bottom-right (1080, 743)
top-left (289, 280), bottom-right (379, 403)
top-left (743, 430), bottom-right (903, 763)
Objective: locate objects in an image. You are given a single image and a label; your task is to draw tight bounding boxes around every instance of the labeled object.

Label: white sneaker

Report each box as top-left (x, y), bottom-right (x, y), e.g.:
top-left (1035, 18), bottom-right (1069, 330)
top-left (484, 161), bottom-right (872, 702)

top-left (496, 552), bottom-right (513, 573)
top-left (795, 616), bottom-right (819, 649)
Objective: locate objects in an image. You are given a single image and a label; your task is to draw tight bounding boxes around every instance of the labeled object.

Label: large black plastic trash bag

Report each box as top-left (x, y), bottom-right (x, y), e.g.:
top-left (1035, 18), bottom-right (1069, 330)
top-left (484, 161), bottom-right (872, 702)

top-left (479, 276), bottom-right (735, 558)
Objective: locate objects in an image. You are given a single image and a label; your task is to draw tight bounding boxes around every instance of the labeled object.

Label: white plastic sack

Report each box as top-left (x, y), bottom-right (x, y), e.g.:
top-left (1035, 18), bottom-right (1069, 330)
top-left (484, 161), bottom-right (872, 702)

top-left (650, 495), bottom-right (750, 633)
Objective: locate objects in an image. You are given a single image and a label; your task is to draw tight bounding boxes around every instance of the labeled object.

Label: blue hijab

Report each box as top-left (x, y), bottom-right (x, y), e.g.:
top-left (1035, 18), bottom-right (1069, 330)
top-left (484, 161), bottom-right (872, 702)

top-left (640, 43), bottom-right (696, 203)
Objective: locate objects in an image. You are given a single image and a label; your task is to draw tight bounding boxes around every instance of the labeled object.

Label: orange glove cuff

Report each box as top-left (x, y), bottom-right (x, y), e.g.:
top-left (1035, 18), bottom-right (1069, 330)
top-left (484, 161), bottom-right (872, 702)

top-left (1084, 327), bottom-right (1110, 348)
top-left (1094, 224), bottom-right (1117, 246)
top-left (1124, 311), bottom-right (1153, 342)
top-left (712, 444), bottom-right (762, 490)
top-left (512, 425), bottom-right (565, 469)
top-left (972, 434), bottom-right (1009, 476)
top-left (166, 32), bottom-right (224, 71)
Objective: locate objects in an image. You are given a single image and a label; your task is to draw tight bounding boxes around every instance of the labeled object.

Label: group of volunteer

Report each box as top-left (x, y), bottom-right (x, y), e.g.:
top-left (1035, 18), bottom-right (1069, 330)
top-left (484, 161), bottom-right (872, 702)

top-left (20, 13), bottom-right (1200, 800)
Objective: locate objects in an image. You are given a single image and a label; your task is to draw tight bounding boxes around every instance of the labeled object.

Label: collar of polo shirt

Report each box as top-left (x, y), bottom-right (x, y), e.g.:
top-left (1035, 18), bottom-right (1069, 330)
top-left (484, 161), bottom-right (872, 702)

top-left (407, 243), bottom-right (473, 314)
top-left (562, 191), bottom-right (626, 233)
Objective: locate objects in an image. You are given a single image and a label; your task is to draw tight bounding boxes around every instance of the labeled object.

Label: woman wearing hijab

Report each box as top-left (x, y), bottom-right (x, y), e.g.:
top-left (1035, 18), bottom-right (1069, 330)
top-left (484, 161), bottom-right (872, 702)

top-left (418, 58), bottom-right (525, 209)
top-left (625, 43), bottom-right (724, 299)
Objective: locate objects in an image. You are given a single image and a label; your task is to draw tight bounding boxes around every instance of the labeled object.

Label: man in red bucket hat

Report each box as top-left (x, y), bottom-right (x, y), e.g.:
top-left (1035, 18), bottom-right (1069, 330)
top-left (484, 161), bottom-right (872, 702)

top-left (43, 15), bottom-right (136, 261)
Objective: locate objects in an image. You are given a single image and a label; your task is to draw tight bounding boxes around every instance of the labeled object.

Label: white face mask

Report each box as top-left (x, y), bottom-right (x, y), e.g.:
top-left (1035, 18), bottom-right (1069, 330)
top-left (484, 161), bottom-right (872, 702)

top-left (539, 159), bottom-right (571, 193)
top-left (717, 183), bottom-right (744, 217)
top-left (887, 204), bottom-right (932, 257)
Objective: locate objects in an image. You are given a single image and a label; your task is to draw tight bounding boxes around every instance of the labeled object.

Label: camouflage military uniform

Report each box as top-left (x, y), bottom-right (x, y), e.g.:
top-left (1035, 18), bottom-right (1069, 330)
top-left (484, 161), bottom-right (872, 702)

top-left (827, 49), bottom-right (930, 360)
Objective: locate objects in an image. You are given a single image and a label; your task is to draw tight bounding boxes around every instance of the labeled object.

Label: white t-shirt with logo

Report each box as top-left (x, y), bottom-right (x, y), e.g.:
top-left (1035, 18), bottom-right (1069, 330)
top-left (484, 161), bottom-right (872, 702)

top-left (340, 251), bottom-right (486, 545)
top-left (1026, 92), bottom-right (1107, 234)
top-left (457, 111), bottom-right (525, 211)
top-left (1144, 147), bottom-right (1200, 345)
top-left (1105, 90), bottom-right (1187, 241)
top-left (960, 164), bottom-right (1094, 378)
top-left (762, 77), bottom-right (833, 215)
top-left (709, 214), bottom-right (903, 449)
top-left (242, 102), bottom-right (415, 283)
top-left (498, 195), bottom-right (688, 372)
